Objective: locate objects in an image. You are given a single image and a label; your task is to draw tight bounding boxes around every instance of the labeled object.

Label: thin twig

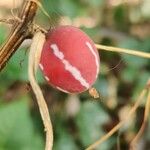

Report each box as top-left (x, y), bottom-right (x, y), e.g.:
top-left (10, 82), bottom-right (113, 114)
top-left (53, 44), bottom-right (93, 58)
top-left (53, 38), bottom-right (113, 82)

top-left (0, 18), bottom-right (18, 24)
top-left (117, 131), bottom-right (121, 150)
top-left (130, 85), bottom-right (150, 150)
top-left (28, 31), bottom-right (53, 150)
top-left (95, 44), bottom-right (150, 59)
top-left (86, 82), bottom-right (149, 150)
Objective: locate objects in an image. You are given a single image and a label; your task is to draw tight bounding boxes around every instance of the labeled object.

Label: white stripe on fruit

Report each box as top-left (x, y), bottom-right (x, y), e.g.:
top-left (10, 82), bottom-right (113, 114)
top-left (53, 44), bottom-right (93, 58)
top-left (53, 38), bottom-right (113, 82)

top-left (45, 76), bottom-right (50, 81)
top-left (56, 86), bottom-right (70, 93)
top-left (39, 63), bottom-right (44, 70)
top-left (39, 64), bottom-right (50, 81)
top-left (86, 42), bottom-right (99, 78)
top-left (50, 44), bottom-right (90, 89)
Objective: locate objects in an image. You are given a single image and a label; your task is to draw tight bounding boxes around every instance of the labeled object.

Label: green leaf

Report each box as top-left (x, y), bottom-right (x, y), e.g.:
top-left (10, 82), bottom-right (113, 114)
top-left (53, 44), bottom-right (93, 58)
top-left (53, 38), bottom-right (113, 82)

top-left (141, 37), bottom-right (150, 52)
top-left (118, 38), bottom-right (149, 68)
top-left (0, 48), bottom-right (44, 84)
top-left (94, 77), bottom-right (108, 97)
top-left (121, 67), bottom-right (138, 83)
top-left (0, 97), bottom-right (44, 150)
top-left (75, 101), bottom-right (109, 146)
top-left (0, 48), bottom-right (28, 82)
top-left (84, 0), bottom-right (105, 7)
top-left (59, 0), bottom-right (79, 18)
top-left (54, 132), bottom-right (78, 150)
top-left (132, 71), bottom-right (150, 101)
top-left (54, 119), bottom-right (78, 150)
top-left (113, 5), bottom-right (128, 30)
top-left (81, 27), bottom-right (100, 38)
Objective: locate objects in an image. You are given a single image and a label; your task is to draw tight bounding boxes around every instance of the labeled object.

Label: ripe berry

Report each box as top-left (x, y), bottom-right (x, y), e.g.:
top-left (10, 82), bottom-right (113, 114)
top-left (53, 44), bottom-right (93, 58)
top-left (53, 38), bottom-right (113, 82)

top-left (40, 25), bottom-right (100, 93)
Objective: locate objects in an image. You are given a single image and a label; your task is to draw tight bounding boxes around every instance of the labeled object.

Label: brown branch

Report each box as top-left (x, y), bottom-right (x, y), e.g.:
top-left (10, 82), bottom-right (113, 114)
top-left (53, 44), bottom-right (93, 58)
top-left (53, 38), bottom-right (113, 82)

top-left (0, 0), bottom-right (39, 71)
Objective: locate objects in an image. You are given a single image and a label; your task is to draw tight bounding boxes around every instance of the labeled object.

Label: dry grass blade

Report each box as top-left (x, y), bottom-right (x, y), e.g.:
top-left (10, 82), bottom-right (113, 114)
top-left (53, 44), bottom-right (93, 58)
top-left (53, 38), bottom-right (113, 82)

top-left (28, 31), bottom-right (53, 150)
top-left (86, 81), bottom-right (149, 150)
top-left (130, 83), bottom-right (150, 150)
top-left (95, 44), bottom-right (150, 59)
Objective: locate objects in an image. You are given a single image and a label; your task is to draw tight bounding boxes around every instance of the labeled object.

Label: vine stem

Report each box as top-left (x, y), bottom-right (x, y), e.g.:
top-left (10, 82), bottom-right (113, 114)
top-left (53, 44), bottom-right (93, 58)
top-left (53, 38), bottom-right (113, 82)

top-left (28, 31), bottom-right (53, 150)
top-left (95, 44), bottom-right (150, 59)
top-left (130, 83), bottom-right (150, 150)
top-left (86, 80), bottom-right (149, 150)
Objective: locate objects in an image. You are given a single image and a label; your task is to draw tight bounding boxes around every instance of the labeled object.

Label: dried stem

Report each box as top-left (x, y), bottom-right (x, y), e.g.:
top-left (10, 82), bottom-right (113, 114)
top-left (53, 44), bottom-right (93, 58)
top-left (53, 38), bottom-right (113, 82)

top-left (95, 44), bottom-right (150, 59)
top-left (0, 0), bottom-right (38, 71)
top-left (130, 86), bottom-right (150, 150)
top-left (86, 81), bottom-right (149, 150)
top-left (28, 31), bottom-right (53, 150)
top-left (0, 18), bottom-right (18, 24)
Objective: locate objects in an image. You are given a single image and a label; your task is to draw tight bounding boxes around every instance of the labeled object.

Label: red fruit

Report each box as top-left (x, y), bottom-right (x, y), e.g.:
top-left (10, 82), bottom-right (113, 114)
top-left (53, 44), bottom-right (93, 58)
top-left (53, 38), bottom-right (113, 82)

top-left (40, 25), bottom-right (100, 93)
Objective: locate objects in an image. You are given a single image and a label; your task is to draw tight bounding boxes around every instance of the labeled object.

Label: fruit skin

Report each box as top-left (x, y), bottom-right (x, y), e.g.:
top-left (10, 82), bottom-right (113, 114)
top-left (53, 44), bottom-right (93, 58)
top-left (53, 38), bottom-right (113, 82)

top-left (40, 25), bottom-right (100, 93)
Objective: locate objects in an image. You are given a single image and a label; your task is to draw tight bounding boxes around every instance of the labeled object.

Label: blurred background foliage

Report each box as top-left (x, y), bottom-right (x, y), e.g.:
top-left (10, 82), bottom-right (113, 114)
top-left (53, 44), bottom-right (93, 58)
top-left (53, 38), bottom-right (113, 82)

top-left (0, 0), bottom-right (150, 149)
